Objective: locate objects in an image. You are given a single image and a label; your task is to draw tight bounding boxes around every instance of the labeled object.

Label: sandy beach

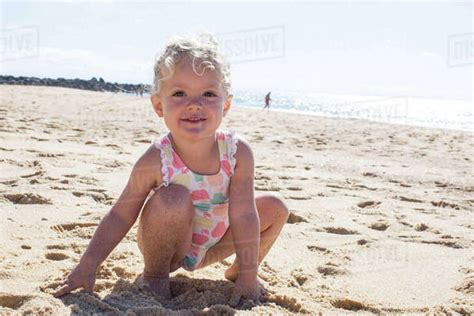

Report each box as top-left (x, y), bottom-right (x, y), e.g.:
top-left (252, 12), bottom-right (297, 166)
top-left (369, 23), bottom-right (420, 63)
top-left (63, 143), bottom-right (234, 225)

top-left (0, 85), bottom-right (473, 314)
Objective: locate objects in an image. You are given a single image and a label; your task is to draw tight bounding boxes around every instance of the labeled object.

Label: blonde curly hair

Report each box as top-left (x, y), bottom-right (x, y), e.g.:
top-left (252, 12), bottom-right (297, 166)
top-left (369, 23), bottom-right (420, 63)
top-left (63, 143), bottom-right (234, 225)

top-left (151, 34), bottom-right (232, 96)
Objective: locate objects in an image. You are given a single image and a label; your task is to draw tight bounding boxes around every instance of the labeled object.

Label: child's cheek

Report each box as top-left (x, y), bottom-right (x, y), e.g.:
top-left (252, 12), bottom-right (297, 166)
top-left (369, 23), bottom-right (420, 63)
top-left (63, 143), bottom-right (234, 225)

top-left (203, 98), bottom-right (224, 108)
top-left (166, 97), bottom-right (188, 108)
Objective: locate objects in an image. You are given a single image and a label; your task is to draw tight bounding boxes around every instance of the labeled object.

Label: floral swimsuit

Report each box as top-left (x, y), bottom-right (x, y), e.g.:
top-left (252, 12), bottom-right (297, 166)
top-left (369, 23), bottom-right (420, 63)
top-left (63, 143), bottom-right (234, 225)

top-left (153, 130), bottom-right (237, 271)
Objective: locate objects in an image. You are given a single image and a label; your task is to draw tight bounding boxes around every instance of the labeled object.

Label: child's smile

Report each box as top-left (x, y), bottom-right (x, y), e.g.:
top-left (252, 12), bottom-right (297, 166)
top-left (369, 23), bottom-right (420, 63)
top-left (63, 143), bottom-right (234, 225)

top-left (181, 116), bottom-right (207, 123)
top-left (151, 57), bottom-right (231, 142)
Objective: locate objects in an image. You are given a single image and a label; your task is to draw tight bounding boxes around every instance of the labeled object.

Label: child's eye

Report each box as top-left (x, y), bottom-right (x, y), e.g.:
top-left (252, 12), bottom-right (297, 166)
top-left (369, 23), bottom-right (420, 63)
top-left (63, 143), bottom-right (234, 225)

top-left (172, 91), bottom-right (186, 97)
top-left (203, 91), bottom-right (217, 97)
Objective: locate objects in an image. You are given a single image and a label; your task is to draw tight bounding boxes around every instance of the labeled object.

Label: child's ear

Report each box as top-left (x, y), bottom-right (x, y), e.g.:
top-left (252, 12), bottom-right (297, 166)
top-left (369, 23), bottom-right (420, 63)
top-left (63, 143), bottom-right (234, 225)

top-left (223, 94), bottom-right (233, 117)
top-left (151, 95), bottom-right (164, 117)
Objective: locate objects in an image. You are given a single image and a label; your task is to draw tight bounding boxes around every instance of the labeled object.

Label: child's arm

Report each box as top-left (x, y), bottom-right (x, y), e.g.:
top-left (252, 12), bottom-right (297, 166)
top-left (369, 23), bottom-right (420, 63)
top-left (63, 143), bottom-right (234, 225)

top-left (227, 139), bottom-right (261, 303)
top-left (54, 145), bottom-right (162, 297)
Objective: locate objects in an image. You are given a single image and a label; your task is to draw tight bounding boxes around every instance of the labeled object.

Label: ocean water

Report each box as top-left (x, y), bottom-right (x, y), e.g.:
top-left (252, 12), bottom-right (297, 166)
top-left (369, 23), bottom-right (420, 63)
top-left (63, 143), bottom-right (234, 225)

top-left (232, 90), bottom-right (474, 132)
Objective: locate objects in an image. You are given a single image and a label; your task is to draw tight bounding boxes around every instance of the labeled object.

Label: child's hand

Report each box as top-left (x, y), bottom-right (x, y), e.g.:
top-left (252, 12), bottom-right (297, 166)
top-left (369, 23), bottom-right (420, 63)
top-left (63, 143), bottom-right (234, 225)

top-left (229, 277), bottom-right (262, 307)
top-left (53, 264), bottom-right (97, 297)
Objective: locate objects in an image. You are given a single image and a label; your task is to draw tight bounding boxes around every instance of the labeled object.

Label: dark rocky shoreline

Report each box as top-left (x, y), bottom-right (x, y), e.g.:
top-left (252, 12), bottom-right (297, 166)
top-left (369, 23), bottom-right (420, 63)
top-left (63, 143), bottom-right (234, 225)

top-left (0, 75), bottom-right (150, 95)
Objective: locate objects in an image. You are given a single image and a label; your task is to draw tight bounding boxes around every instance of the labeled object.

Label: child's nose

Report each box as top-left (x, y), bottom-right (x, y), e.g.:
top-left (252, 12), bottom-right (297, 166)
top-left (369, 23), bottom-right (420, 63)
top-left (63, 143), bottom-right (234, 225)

top-left (186, 97), bottom-right (204, 110)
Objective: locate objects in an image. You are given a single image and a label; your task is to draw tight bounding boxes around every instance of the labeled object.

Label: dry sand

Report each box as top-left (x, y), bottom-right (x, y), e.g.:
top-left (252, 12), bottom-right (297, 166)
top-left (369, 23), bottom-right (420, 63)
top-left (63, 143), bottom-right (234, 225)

top-left (0, 85), bottom-right (473, 315)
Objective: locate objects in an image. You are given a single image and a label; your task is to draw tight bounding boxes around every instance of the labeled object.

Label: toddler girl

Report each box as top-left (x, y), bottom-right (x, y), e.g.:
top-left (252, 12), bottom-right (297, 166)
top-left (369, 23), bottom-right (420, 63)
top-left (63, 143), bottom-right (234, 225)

top-left (54, 35), bottom-right (289, 306)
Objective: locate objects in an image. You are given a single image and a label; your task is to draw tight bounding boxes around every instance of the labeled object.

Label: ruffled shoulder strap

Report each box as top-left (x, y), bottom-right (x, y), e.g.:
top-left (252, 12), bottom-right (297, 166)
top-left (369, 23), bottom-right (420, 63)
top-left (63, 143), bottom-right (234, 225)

top-left (217, 129), bottom-right (238, 176)
top-left (227, 130), bottom-right (238, 175)
top-left (152, 134), bottom-right (172, 187)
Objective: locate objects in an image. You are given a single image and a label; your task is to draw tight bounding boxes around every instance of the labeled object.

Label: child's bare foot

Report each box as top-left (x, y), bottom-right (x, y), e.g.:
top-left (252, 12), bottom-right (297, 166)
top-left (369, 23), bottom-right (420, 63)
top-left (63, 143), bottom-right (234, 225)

top-left (224, 264), bottom-right (239, 282)
top-left (224, 265), bottom-right (270, 298)
top-left (136, 274), bottom-right (172, 300)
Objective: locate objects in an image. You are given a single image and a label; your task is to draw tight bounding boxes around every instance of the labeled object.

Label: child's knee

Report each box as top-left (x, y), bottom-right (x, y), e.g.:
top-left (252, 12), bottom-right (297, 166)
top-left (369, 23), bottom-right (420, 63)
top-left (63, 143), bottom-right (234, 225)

top-left (259, 194), bottom-right (289, 222)
top-left (146, 184), bottom-right (194, 220)
top-left (271, 195), bottom-right (290, 222)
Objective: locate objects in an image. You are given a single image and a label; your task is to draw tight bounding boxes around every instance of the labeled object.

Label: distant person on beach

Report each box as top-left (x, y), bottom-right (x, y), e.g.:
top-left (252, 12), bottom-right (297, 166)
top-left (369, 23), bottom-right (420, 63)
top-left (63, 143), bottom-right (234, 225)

top-left (263, 92), bottom-right (271, 109)
top-left (54, 35), bottom-right (289, 307)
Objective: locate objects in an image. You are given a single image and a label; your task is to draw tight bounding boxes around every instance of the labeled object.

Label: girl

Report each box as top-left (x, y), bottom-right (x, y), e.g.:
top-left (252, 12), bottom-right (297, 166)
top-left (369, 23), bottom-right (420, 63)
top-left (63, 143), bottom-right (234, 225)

top-left (54, 35), bottom-right (289, 306)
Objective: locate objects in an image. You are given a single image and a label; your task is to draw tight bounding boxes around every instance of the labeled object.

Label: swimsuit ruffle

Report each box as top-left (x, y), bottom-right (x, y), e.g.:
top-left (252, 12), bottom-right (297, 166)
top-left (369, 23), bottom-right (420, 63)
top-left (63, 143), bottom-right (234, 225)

top-left (153, 138), bottom-right (170, 187)
top-left (228, 129), bottom-right (238, 175)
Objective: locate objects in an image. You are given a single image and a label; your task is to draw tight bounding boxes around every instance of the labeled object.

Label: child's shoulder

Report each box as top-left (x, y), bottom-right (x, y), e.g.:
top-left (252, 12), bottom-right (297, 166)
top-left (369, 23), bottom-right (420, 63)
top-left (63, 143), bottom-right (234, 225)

top-left (234, 137), bottom-right (253, 159)
top-left (131, 140), bottom-right (164, 187)
top-left (230, 133), bottom-right (254, 174)
top-left (138, 142), bottom-right (163, 165)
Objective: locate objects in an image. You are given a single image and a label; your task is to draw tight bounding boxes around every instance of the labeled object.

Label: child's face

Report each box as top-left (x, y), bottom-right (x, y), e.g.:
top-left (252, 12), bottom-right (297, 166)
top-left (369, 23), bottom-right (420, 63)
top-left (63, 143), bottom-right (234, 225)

top-left (151, 58), bottom-right (232, 142)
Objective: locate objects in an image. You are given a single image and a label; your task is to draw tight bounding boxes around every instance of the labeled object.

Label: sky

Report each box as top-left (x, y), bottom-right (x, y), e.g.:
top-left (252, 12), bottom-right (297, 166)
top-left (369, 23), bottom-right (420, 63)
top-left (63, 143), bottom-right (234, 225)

top-left (1, 1), bottom-right (472, 100)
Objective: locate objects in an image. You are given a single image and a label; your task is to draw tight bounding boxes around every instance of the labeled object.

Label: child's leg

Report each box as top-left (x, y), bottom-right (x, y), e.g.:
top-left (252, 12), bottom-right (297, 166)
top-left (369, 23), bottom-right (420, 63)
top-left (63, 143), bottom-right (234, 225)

top-left (198, 194), bottom-right (289, 279)
top-left (137, 184), bottom-right (194, 298)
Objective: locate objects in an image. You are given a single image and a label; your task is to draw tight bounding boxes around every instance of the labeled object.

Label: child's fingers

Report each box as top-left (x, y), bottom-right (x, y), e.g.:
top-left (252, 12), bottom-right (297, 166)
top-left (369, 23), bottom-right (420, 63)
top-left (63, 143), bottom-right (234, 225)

top-left (53, 282), bottom-right (78, 297)
top-left (83, 281), bottom-right (95, 293)
top-left (229, 290), bottom-right (241, 307)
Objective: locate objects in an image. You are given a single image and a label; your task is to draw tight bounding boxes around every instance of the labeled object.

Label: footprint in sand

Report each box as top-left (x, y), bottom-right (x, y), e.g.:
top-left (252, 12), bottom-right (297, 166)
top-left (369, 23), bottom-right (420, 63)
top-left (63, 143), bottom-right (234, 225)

top-left (332, 298), bottom-right (378, 313)
top-left (264, 294), bottom-right (310, 313)
top-left (400, 235), bottom-right (469, 249)
top-left (51, 222), bottom-right (97, 233)
top-left (287, 195), bottom-right (311, 201)
top-left (105, 143), bottom-right (122, 150)
top-left (0, 293), bottom-right (33, 309)
top-left (307, 245), bottom-right (330, 253)
top-left (0, 179), bottom-right (18, 185)
top-left (434, 181), bottom-right (448, 188)
top-left (323, 227), bottom-right (358, 235)
top-left (50, 222), bottom-right (98, 240)
top-left (3, 193), bottom-right (52, 205)
top-left (291, 269), bottom-right (310, 286)
top-left (37, 152), bottom-right (65, 158)
top-left (396, 216), bottom-right (414, 227)
top-left (368, 221), bottom-right (390, 231)
top-left (326, 184), bottom-right (347, 190)
top-left (431, 200), bottom-right (460, 210)
top-left (50, 186), bottom-right (68, 190)
top-left (31, 136), bottom-right (49, 142)
top-left (135, 138), bottom-right (151, 144)
top-left (255, 174), bottom-right (271, 180)
top-left (357, 201), bottom-right (381, 208)
top-left (45, 252), bottom-right (69, 261)
top-left (20, 170), bottom-right (43, 178)
top-left (397, 196), bottom-right (424, 203)
top-left (454, 277), bottom-right (474, 295)
top-left (287, 212), bottom-right (308, 224)
top-left (362, 172), bottom-right (379, 178)
top-left (357, 239), bottom-right (370, 245)
top-left (353, 184), bottom-right (377, 191)
top-left (421, 239), bottom-right (468, 249)
top-left (255, 184), bottom-right (281, 192)
top-left (77, 176), bottom-right (99, 185)
top-left (317, 263), bottom-right (347, 276)
top-left (414, 223), bottom-right (429, 231)
top-left (63, 174), bottom-right (78, 178)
